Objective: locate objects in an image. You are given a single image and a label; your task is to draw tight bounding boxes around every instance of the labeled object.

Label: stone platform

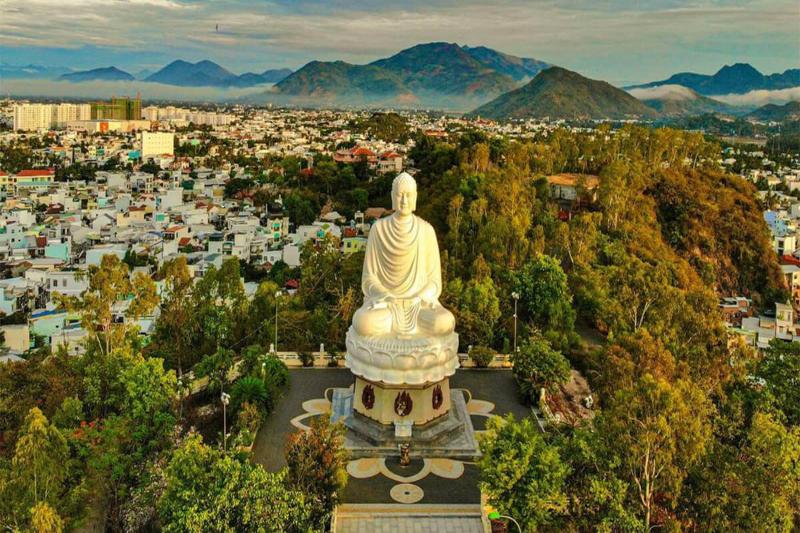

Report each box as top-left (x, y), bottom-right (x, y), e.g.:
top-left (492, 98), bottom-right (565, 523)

top-left (331, 388), bottom-right (479, 459)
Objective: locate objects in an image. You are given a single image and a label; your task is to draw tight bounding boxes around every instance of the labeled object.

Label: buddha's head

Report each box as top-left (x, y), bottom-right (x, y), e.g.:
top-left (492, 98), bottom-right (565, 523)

top-left (392, 172), bottom-right (417, 217)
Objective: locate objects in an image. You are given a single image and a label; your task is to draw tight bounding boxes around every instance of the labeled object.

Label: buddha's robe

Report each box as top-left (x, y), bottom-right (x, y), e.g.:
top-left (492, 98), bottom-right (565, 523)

top-left (352, 214), bottom-right (455, 338)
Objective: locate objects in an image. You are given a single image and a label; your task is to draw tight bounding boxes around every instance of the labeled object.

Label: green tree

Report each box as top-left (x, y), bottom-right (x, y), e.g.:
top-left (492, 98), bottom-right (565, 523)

top-left (681, 410), bottom-right (800, 531)
top-left (285, 418), bottom-right (348, 528)
top-left (194, 347), bottom-right (234, 395)
top-left (755, 339), bottom-right (800, 425)
top-left (512, 254), bottom-right (576, 345)
top-left (600, 375), bottom-right (712, 529)
top-left (29, 501), bottom-right (64, 533)
top-left (60, 254), bottom-right (158, 357)
top-left (192, 258), bottom-right (248, 353)
top-left (153, 256), bottom-right (196, 376)
top-left (479, 415), bottom-right (569, 531)
top-left (512, 336), bottom-right (571, 403)
top-left (158, 435), bottom-right (312, 532)
top-left (443, 257), bottom-right (501, 348)
top-left (121, 357), bottom-right (178, 448)
top-left (0, 408), bottom-right (69, 529)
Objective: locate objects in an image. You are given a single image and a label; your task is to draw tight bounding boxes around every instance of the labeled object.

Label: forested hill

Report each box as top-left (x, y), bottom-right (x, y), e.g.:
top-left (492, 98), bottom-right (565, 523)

top-left (407, 126), bottom-right (794, 528)
top-left (411, 125), bottom-right (784, 348)
top-left (469, 66), bottom-right (659, 120)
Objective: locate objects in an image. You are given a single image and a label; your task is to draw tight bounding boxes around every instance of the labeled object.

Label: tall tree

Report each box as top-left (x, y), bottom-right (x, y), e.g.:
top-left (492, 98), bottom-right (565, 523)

top-left (480, 415), bottom-right (569, 530)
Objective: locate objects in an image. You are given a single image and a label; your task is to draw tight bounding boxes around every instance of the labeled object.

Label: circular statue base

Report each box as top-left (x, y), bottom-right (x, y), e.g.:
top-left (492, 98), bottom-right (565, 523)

top-left (345, 327), bottom-right (459, 386)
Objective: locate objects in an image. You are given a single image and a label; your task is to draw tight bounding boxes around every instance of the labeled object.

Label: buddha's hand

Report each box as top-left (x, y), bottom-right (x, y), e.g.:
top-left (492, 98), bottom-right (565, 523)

top-left (369, 294), bottom-right (395, 309)
top-left (419, 284), bottom-right (438, 308)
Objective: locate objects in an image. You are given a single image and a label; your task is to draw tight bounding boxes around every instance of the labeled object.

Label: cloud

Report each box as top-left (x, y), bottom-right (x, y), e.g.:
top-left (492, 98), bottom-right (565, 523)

top-left (711, 87), bottom-right (800, 107)
top-left (628, 85), bottom-right (699, 101)
top-left (0, 0), bottom-right (797, 84)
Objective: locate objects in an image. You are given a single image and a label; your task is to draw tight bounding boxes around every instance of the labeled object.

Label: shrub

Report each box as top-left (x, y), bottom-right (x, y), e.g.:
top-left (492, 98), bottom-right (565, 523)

top-left (231, 376), bottom-right (273, 414)
top-left (470, 346), bottom-right (495, 368)
top-left (262, 355), bottom-right (289, 390)
top-left (237, 401), bottom-right (262, 435)
top-left (240, 344), bottom-right (266, 377)
top-left (327, 349), bottom-right (341, 368)
top-left (512, 337), bottom-right (571, 404)
top-left (298, 351), bottom-right (314, 367)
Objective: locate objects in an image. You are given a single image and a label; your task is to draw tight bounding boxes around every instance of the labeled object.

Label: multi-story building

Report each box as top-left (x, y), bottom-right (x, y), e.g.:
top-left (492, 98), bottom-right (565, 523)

top-left (142, 131), bottom-right (175, 158)
top-left (13, 104), bottom-right (53, 131)
top-left (13, 103), bottom-right (92, 130)
top-left (91, 94), bottom-right (142, 120)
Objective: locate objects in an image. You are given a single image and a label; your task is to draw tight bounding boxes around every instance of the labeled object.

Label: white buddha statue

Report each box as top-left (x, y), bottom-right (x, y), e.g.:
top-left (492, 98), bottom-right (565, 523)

top-left (351, 172), bottom-right (455, 339)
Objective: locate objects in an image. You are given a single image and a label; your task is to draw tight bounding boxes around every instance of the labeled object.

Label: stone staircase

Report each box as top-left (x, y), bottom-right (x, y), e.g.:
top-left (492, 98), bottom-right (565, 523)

top-left (332, 503), bottom-right (487, 533)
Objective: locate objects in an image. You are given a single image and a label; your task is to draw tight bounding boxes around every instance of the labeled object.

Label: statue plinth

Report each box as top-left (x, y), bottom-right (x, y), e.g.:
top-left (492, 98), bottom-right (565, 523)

top-left (345, 327), bottom-right (459, 426)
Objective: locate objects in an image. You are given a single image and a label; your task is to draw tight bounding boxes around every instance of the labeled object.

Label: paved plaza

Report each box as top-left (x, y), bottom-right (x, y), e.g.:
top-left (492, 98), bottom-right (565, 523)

top-left (251, 368), bottom-right (531, 507)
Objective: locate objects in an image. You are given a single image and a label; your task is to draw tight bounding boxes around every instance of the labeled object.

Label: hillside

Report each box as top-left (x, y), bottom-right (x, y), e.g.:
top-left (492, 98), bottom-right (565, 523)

top-left (746, 100), bottom-right (800, 122)
top-left (627, 85), bottom-right (733, 116)
top-left (145, 60), bottom-right (237, 87)
top-left (274, 60), bottom-right (408, 99)
top-left (259, 68), bottom-right (293, 83)
top-left (274, 42), bottom-right (548, 106)
top-left (369, 42), bottom-right (517, 96)
top-left (60, 66), bottom-right (134, 82)
top-left (470, 66), bottom-right (659, 120)
top-left (629, 63), bottom-right (800, 95)
top-left (462, 45), bottom-right (549, 81)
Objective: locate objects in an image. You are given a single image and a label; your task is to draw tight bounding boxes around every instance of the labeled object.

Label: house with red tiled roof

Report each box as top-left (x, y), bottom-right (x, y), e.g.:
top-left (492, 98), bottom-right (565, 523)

top-left (334, 146), bottom-right (378, 166)
top-left (378, 151), bottom-right (404, 175)
top-left (13, 169), bottom-right (55, 194)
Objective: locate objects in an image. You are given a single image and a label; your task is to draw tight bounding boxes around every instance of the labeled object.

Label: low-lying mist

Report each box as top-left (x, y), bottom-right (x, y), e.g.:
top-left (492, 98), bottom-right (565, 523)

top-left (0, 78), bottom-right (272, 103)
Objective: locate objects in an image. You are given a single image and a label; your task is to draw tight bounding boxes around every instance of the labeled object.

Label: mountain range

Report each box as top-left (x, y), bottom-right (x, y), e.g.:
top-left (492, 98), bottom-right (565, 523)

top-left (273, 42), bottom-right (549, 107)
top-left (626, 85), bottom-right (734, 117)
top-left (469, 66), bottom-right (659, 121)
top-left (628, 63), bottom-right (800, 95)
top-left (746, 101), bottom-right (800, 122)
top-left (60, 66), bottom-right (134, 82)
top-left (1, 61), bottom-right (293, 88)
top-left (145, 60), bottom-right (292, 87)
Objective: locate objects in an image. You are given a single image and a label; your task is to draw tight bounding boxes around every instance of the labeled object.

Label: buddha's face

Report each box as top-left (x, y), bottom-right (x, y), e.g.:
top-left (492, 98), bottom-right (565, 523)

top-left (392, 182), bottom-right (417, 216)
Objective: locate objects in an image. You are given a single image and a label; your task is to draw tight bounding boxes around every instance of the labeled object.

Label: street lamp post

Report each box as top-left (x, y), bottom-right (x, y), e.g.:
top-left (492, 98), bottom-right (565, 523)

top-left (511, 291), bottom-right (520, 354)
top-left (274, 290), bottom-right (282, 354)
top-left (220, 391), bottom-right (230, 451)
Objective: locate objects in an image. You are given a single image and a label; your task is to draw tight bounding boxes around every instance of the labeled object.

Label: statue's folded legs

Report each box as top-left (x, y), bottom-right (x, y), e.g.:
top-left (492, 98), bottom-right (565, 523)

top-left (352, 303), bottom-right (455, 338)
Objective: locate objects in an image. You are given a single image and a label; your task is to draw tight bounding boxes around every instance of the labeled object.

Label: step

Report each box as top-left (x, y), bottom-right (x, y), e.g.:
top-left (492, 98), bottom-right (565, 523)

top-left (333, 504), bottom-right (487, 533)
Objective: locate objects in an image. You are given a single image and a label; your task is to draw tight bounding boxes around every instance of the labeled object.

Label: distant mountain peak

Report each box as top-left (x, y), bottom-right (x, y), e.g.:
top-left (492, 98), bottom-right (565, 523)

top-left (469, 66), bottom-right (658, 120)
top-left (628, 63), bottom-right (797, 95)
top-left (59, 66), bottom-right (134, 82)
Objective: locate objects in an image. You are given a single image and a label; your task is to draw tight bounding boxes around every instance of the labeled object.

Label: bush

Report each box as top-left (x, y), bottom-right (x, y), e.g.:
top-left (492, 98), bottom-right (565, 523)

top-left (470, 346), bottom-right (495, 368)
top-left (298, 351), bottom-right (314, 367)
top-left (512, 337), bottom-right (571, 404)
top-left (240, 344), bottom-right (266, 377)
top-left (262, 355), bottom-right (289, 390)
top-left (237, 401), bottom-right (262, 434)
top-left (327, 350), bottom-right (341, 368)
top-left (231, 376), bottom-right (273, 414)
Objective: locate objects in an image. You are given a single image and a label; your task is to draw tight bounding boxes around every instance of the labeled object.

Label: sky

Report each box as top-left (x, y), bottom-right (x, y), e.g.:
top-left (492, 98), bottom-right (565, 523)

top-left (0, 0), bottom-right (798, 86)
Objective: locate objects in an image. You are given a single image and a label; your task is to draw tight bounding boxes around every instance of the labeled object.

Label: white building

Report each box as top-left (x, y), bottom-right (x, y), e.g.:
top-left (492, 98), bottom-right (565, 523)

top-left (12, 103), bottom-right (91, 130)
top-left (141, 132), bottom-right (175, 158)
top-left (13, 104), bottom-right (52, 131)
